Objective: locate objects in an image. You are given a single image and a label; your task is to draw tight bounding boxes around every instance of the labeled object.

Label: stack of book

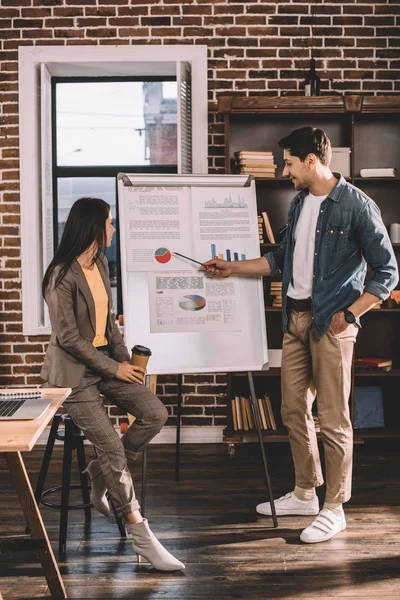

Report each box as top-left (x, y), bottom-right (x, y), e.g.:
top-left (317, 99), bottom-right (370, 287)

top-left (354, 358), bottom-right (392, 372)
top-left (261, 211), bottom-right (275, 243)
top-left (258, 216), bottom-right (265, 243)
top-left (234, 151), bottom-right (277, 178)
top-left (231, 395), bottom-right (277, 431)
top-left (270, 281), bottom-right (282, 308)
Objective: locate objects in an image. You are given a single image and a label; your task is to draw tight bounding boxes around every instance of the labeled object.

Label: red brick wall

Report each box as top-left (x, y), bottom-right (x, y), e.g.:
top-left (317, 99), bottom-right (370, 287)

top-left (1, 0), bottom-right (399, 428)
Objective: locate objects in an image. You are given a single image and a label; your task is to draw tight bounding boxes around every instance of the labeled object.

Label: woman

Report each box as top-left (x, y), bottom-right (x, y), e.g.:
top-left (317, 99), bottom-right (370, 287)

top-left (41, 197), bottom-right (184, 571)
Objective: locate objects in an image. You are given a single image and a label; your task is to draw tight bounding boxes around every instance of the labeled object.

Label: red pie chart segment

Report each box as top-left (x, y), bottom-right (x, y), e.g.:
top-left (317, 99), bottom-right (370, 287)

top-left (155, 248), bottom-right (172, 264)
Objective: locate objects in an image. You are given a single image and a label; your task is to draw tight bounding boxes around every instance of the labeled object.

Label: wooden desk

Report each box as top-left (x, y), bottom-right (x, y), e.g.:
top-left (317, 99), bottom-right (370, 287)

top-left (0, 387), bottom-right (71, 600)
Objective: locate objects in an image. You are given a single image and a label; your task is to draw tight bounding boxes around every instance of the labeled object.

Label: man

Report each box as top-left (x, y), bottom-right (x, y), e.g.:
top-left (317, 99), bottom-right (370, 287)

top-left (204, 127), bottom-right (398, 544)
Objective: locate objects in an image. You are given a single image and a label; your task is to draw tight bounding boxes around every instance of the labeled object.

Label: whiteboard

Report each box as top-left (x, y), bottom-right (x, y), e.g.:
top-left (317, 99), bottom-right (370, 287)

top-left (117, 174), bottom-right (269, 375)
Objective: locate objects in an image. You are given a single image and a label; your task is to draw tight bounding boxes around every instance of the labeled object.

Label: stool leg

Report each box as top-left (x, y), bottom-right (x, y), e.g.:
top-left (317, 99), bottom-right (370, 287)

top-left (26, 414), bottom-right (61, 535)
top-left (109, 496), bottom-right (126, 539)
top-left (59, 432), bottom-right (73, 555)
top-left (76, 440), bottom-right (92, 523)
top-left (34, 414), bottom-right (62, 502)
top-left (141, 447), bottom-right (147, 518)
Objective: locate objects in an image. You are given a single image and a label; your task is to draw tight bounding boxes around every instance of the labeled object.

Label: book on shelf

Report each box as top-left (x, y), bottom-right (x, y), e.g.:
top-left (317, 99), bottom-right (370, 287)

top-left (231, 398), bottom-right (238, 430)
top-left (262, 211), bottom-right (275, 243)
top-left (235, 150), bottom-right (277, 178)
top-left (359, 167), bottom-right (396, 178)
top-left (238, 160), bottom-right (276, 168)
top-left (264, 395), bottom-right (277, 430)
top-left (270, 281), bottom-right (282, 307)
top-left (354, 358), bottom-right (392, 371)
top-left (231, 396), bottom-right (277, 431)
top-left (245, 397), bottom-right (255, 429)
top-left (234, 150), bottom-right (274, 159)
top-left (258, 216), bottom-right (265, 243)
top-left (234, 396), bottom-right (243, 430)
top-left (257, 398), bottom-right (268, 429)
top-left (240, 396), bottom-right (249, 431)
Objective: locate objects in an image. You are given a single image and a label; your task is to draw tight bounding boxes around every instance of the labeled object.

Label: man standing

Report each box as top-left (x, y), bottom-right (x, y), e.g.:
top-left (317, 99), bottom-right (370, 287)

top-left (204, 127), bottom-right (398, 544)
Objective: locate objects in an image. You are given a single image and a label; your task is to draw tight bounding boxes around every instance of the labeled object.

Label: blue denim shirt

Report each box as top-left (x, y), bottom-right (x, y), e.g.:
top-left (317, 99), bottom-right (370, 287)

top-left (264, 174), bottom-right (399, 339)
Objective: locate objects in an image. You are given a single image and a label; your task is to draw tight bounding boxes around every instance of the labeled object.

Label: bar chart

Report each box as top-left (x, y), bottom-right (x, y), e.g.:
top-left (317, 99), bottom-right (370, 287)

top-left (211, 243), bottom-right (246, 261)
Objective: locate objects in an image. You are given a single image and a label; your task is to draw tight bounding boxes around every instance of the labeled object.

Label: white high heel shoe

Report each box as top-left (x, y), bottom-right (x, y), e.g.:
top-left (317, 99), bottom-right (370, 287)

top-left (82, 459), bottom-right (110, 517)
top-left (128, 519), bottom-right (185, 571)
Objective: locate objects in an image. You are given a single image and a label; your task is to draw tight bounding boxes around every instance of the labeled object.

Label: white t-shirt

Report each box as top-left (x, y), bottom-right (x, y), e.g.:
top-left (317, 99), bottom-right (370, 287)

top-left (287, 192), bottom-right (327, 300)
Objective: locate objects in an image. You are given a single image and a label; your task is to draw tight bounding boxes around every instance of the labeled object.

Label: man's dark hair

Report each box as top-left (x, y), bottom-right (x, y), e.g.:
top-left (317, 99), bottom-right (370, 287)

top-left (278, 126), bottom-right (332, 166)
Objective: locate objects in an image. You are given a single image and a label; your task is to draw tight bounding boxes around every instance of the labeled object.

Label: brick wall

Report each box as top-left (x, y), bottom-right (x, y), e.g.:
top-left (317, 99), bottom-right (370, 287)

top-left (1, 0), bottom-right (399, 428)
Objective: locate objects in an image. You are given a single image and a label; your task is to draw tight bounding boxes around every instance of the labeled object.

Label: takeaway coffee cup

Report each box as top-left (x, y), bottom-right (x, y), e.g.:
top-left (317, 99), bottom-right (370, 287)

top-left (131, 345), bottom-right (152, 370)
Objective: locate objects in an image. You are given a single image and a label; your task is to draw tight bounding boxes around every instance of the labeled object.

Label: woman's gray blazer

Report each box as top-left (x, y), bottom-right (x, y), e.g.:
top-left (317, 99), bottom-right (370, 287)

top-left (41, 254), bottom-right (130, 388)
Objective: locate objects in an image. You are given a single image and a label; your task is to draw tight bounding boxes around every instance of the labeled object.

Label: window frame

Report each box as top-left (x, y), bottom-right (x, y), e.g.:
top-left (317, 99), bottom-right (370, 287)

top-left (18, 45), bottom-right (208, 335)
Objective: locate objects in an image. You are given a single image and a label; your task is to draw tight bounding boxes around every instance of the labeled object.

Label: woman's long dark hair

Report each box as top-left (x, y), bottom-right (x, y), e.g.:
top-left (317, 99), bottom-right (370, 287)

top-left (42, 197), bottom-right (110, 296)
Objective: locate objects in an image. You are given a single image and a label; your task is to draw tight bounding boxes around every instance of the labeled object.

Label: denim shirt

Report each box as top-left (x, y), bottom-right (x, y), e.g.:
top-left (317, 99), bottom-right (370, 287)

top-left (264, 174), bottom-right (399, 339)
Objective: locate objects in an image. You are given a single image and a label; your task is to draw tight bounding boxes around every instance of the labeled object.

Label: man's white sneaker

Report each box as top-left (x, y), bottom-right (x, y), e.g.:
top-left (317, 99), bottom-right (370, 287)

top-left (300, 508), bottom-right (346, 544)
top-left (256, 491), bottom-right (319, 516)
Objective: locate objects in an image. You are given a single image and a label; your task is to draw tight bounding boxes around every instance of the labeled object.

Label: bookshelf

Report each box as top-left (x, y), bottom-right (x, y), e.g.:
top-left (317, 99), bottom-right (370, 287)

top-left (218, 94), bottom-right (400, 446)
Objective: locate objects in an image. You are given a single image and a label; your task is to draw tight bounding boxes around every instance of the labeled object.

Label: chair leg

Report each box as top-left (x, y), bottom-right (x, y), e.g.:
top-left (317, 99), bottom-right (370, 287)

top-left (59, 434), bottom-right (73, 555)
top-left (76, 440), bottom-right (92, 523)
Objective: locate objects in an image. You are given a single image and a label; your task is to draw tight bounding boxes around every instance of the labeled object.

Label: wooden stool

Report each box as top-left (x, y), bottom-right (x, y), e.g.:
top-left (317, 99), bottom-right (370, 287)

top-left (33, 412), bottom-right (126, 554)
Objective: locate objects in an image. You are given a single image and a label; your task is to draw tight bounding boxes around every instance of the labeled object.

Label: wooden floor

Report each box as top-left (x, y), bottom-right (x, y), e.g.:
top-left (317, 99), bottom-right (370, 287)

top-left (1, 440), bottom-right (399, 600)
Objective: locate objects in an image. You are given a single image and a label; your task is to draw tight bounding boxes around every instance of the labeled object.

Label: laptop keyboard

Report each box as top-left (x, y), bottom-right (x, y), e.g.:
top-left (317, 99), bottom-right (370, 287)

top-left (0, 399), bottom-right (26, 417)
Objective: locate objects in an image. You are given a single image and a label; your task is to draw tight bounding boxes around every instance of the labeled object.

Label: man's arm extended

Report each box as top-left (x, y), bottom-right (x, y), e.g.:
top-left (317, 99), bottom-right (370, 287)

top-left (202, 255), bottom-right (271, 278)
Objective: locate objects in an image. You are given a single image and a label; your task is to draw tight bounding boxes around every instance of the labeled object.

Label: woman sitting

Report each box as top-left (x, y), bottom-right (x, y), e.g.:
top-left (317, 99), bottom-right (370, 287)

top-left (41, 197), bottom-right (184, 571)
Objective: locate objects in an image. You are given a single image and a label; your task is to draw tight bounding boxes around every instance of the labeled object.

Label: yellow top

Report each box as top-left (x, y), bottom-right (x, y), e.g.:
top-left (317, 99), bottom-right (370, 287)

top-left (81, 263), bottom-right (108, 347)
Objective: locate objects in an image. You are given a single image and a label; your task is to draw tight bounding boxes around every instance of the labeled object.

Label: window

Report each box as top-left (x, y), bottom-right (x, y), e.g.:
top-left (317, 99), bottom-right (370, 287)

top-left (19, 46), bottom-right (207, 335)
top-left (53, 78), bottom-right (178, 314)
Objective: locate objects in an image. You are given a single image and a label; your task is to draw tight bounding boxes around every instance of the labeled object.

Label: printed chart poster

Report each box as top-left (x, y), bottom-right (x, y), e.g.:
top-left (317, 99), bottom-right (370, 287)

top-left (124, 186), bottom-right (192, 271)
top-left (190, 186), bottom-right (260, 264)
top-left (148, 270), bottom-right (242, 333)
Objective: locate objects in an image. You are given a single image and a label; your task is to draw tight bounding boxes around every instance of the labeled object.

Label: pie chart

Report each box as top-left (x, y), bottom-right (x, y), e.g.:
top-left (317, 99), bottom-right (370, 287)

top-left (155, 247), bottom-right (172, 264)
top-left (179, 295), bottom-right (206, 311)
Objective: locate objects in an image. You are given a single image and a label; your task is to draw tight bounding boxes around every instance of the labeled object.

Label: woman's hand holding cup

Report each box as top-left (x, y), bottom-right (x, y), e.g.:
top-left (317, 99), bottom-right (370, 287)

top-left (116, 362), bottom-right (146, 384)
top-left (116, 345), bottom-right (152, 385)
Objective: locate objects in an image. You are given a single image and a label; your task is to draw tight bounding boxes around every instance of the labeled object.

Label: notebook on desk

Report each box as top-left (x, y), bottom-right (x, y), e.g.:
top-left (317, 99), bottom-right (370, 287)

top-left (0, 390), bottom-right (53, 420)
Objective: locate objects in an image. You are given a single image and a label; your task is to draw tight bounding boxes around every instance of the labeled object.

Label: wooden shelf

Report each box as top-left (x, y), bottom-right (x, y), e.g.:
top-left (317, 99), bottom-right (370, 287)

top-left (254, 177), bottom-right (291, 182)
top-left (355, 177), bottom-right (400, 182)
top-left (265, 307), bottom-right (281, 312)
top-left (355, 427), bottom-right (400, 439)
top-left (230, 429), bottom-right (288, 441)
top-left (355, 369), bottom-right (400, 377)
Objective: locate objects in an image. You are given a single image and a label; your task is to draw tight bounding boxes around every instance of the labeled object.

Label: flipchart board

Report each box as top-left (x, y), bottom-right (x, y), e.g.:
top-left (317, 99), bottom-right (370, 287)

top-left (117, 174), bottom-right (269, 375)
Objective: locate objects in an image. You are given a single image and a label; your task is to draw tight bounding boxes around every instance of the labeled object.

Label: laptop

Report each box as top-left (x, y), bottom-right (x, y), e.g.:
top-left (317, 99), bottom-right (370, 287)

top-left (0, 390), bottom-right (53, 420)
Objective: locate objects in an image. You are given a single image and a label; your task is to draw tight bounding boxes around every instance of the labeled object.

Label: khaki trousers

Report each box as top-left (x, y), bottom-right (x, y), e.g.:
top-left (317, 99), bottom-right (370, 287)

top-left (281, 310), bottom-right (358, 504)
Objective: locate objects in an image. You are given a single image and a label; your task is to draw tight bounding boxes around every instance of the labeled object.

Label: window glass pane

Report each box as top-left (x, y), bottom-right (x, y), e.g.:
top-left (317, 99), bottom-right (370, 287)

top-left (57, 177), bottom-right (118, 310)
top-left (56, 81), bottom-right (177, 167)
